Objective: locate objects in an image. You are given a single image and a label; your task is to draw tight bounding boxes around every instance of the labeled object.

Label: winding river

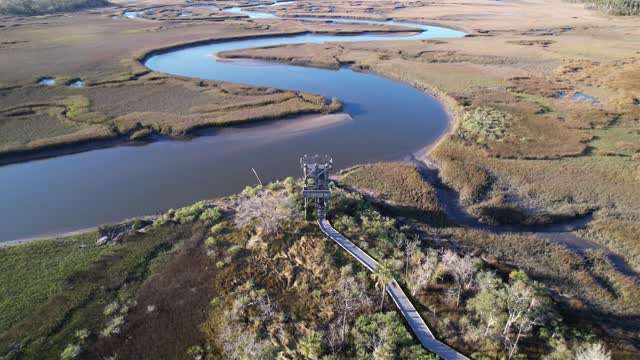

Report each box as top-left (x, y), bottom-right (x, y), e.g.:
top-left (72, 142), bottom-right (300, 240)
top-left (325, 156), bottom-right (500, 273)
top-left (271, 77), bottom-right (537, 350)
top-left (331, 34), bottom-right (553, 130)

top-left (0, 3), bottom-right (464, 242)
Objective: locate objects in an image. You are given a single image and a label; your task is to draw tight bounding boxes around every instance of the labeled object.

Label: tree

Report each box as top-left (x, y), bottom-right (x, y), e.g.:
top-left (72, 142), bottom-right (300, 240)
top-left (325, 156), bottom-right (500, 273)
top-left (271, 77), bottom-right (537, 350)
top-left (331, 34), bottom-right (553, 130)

top-left (255, 294), bottom-right (276, 321)
top-left (574, 342), bottom-right (611, 360)
top-left (467, 271), bottom-right (554, 359)
top-left (235, 192), bottom-right (300, 236)
top-left (351, 312), bottom-right (430, 360)
top-left (442, 250), bottom-right (481, 306)
top-left (404, 238), bottom-right (420, 281)
top-left (500, 274), bottom-right (553, 359)
top-left (407, 249), bottom-right (439, 297)
top-left (219, 321), bottom-right (271, 360)
top-left (372, 260), bottom-right (395, 310)
top-left (335, 266), bottom-right (373, 342)
top-left (467, 285), bottom-right (505, 341)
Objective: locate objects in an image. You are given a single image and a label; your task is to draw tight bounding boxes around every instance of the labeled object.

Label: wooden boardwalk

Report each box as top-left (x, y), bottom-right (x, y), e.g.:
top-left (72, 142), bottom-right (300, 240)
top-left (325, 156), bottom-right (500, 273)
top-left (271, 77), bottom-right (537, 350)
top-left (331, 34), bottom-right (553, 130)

top-left (319, 219), bottom-right (469, 360)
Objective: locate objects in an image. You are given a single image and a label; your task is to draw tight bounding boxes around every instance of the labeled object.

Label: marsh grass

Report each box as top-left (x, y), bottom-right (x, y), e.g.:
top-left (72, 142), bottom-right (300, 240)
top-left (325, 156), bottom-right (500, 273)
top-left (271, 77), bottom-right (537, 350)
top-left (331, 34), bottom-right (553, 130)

top-left (582, 218), bottom-right (640, 273)
top-left (579, 0), bottom-right (640, 15)
top-left (0, 75), bottom-right (340, 161)
top-left (0, 0), bottom-right (110, 15)
top-left (340, 162), bottom-right (448, 226)
top-left (0, 224), bottom-right (191, 358)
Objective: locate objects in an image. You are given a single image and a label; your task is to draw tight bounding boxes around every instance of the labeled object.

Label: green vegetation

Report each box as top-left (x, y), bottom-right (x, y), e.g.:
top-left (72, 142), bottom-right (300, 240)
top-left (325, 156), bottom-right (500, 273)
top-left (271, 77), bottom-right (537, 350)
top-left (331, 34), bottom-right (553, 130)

top-left (2, 176), bottom-right (630, 358)
top-left (581, 0), bottom-right (640, 15)
top-left (0, 0), bottom-right (110, 16)
top-left (0, 224), bottom-right (191, 358)
top-left (458, 106), bottom-right (512, 144)
top-left (0, 73), bottom-right (340, 162)
top-left (351, 312), bottom-right (438, 360)
top-left (339, 162), bottom-right (638, 357)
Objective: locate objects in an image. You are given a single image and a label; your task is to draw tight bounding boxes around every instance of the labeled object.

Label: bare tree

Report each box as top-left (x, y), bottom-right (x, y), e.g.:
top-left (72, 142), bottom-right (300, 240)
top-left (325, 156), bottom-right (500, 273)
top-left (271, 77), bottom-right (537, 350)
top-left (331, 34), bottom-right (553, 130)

top-left (325, 321), bottom-right (343, 356)
top-left (219, 321), bottom-right (271, 360)
top-left (407, 249), bottom-right (439, 297)
top-left (235, 192), bottom-right (300, 236)
top-left (255, 294), bottom-right (276, 321)
top-left (404, 238), bottom-right (420, 281)
top-left (442, 250), bottom-right (481, 306)
top-left (500, 279), bottom-right (551, 359)
top-left (335, 267), bottom-right (373, 342)
top-left (574, 342), bottom-right (611, 360)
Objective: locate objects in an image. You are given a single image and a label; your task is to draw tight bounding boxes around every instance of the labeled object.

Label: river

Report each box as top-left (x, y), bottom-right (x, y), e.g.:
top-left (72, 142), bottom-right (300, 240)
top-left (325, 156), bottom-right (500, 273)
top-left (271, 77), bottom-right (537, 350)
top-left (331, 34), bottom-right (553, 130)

top-left (0, 3), bottom-right (463, 242)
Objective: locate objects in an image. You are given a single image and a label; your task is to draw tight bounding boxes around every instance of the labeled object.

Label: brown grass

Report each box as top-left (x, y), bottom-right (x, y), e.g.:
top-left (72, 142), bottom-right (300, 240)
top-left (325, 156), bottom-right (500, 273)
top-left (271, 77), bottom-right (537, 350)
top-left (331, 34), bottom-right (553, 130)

top-left (340, 162), bottom-right (448, 225)
top-left (88, 223), bottom-right (215, 360)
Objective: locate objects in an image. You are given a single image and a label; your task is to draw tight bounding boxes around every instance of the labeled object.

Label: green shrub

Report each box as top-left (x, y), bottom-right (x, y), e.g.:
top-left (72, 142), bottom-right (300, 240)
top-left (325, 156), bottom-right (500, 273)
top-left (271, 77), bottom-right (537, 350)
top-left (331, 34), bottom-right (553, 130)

top-left (458, 106), bottom-right (512, 144)
top-left (103, 301), bottom-right (119, 316)
top-left (174, 201), bottom-right (208, 224)
top-left (60, 343), bottom-right (81, 360)
top-left (101, 315), bottom-right (124, 337)
top-left (210, 223), bottom-right (225, 235)
top-left (200, 207), bottom-right (222, 223)
top-left (283, 176), bottom-right (297, 193)
top-left (242, 185), bottom-right (263, 197)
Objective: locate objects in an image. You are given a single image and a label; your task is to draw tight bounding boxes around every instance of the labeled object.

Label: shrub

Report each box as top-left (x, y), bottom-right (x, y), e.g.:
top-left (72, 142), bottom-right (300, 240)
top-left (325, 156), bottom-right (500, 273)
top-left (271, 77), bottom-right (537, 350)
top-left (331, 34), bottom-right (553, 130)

top-left (574, 342), bottom-right (611, 360)
top-left (199, 207), bottom-right (222, 223)
top-left (60, 344), bottom-right (81, 360)
top-left (242, 185), bottom-right (263, 197)
top-left (210, 223), bottom-right (225, 235)
top-left (103, 301), bottom-right (119, 316)
top-left (351, 312), bottom-right (429, 359)
top-left (283, 176), bottom-right (297, 193)
top-left (174, 201), bottom-right (208, 224)
top-left (458, 106), bottom-right (513, 144)
top-left (74, 329), bottom-right (89, 342)
top-left (234, 192), bottom-right (301, 235)
top-left (101, 315), bottom-right (124, 337)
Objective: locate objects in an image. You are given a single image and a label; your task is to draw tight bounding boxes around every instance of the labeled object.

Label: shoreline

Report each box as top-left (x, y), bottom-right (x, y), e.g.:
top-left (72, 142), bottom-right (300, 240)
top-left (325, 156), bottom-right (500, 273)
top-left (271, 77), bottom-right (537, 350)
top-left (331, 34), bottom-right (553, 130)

top-left (0, 227), bottom-right (99, 248)
top-left (0, 12), bottom-right (467, 167)
top-left (0, 113), bottom-right (353, 246)
top-left (0, 12), bottom-right (464, 245)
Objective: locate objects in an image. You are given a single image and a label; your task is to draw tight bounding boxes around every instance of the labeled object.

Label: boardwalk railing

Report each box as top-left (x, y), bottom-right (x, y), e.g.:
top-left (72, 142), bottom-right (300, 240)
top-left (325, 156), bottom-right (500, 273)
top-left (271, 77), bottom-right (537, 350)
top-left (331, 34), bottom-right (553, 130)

top-left (318, 219), bottom-right (469, 360)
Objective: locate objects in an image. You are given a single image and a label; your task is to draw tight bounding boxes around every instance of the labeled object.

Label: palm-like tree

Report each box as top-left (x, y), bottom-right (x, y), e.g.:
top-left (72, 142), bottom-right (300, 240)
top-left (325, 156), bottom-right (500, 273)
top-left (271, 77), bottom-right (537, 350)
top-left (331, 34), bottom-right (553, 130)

top-left (372, 259), bottom-right (395, 310)
top-left (299, 331), bottom-right (322, 359)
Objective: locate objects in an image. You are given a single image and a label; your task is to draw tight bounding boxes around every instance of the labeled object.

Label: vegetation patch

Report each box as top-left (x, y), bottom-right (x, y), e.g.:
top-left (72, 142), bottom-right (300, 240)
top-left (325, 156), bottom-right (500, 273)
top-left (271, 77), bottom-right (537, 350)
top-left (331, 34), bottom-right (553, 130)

top-left (0, 0), bottom-right (111, 16)
top-left (457, 106), bottom-right (512, 144)
top-left (340, 162), bottom-right (448, 226)
top-left (0, 224), bottom-right (191, 358)
top-left (582, 218), bottom-right (640, 273)
top-left (581, 0), bottom-right (640, 15)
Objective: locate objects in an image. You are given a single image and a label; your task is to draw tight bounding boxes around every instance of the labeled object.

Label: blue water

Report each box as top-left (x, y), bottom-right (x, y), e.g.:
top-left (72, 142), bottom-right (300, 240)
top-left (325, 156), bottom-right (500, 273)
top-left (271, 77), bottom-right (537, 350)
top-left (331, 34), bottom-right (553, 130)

top-left (123, 7), bottom-right (159, 19)
top-left (0, 3), bottom-right (463, 242)
top-left (186, 4), bottom-right (218, 9)
top-left (68, 79), bottom-right (84, 88)
top-left (38, 77), bottom-right (56, 86)
top-left (558, 91), bottom-right (600, 104)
